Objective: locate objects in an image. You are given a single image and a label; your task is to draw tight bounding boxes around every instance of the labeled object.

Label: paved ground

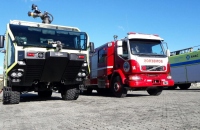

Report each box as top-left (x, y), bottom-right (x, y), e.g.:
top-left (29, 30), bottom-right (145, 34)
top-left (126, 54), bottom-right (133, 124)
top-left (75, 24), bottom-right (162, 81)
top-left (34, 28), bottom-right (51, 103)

top-left (0, 86), bottom-right (200, 130)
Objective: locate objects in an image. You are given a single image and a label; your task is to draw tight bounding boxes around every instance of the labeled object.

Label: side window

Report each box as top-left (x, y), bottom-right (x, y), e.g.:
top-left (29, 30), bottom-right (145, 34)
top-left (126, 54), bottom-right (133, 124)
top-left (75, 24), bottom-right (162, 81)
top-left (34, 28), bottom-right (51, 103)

top-left (74, 36), bottom-right (80, 49)
top-left (74, 34), bottom-right (87, 50)
top-left (7, 35), bottom-right (15, 67)
top-left (80, 34), bottom-right (87, 49)
top-left (3, 35), bottom-right (7, 71)
top-left (122, 41), bottom-right (128, 59)
top-left (122, 42), bottom-right (128, 55)
top-left (98, 48), bottom-right (106, 63)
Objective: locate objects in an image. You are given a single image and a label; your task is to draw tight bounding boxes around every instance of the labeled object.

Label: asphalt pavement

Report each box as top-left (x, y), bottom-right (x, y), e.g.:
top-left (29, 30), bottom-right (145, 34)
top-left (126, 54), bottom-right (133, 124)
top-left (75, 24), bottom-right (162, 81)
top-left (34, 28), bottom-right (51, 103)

top-left (0, 86), bottom-right (200, 130)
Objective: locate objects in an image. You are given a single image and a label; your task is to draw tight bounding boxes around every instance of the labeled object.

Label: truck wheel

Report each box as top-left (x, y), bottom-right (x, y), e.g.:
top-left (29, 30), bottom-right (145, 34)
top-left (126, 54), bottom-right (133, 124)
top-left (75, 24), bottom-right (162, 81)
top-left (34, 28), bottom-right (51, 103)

top-left (178, 83), bottom-right (191, 90)
top-left (3, 91), bottom-right (11, 104)
top-left (10, 91), bottom-right (20, 104)
top-left (3, 87), bottom-right (20, 104)
top-left (147, 87), bottom-right (163, 96)
top-left (61, 87), bottom-right (80, 100)
top-left (111, 76), bottom-right (127, 98)
top-left (38, 91), bottom-right (52, 98)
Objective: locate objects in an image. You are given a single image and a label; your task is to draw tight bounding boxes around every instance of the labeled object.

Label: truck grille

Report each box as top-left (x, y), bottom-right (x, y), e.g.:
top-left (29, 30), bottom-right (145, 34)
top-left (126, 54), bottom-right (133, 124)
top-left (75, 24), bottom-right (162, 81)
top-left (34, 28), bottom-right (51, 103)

top-left (25, 65), bottom-right (43, 82)
top-left (146, 65), bottom-right (164, 71)
top-left (62, 60), bottom-right (83, 81)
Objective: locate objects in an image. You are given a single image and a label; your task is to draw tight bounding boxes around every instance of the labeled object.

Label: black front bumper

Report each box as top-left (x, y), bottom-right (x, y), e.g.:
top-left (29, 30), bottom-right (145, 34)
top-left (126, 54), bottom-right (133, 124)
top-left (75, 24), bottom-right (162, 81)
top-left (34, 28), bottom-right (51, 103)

top-left (9, 51), bottom-right (87, 86)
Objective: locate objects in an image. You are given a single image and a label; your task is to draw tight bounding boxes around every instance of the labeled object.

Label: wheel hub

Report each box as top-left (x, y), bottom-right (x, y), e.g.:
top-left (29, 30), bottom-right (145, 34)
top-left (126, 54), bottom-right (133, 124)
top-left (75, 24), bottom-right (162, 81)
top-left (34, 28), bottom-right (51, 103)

top-left (114, 82), bottom-right (121, 92)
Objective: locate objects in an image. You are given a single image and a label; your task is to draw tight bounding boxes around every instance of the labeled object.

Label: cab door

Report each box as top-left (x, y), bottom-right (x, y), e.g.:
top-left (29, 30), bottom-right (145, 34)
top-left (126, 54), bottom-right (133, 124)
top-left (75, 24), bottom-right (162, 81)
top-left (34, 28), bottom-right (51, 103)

top-left (97, 47), bottom-right (107, 88)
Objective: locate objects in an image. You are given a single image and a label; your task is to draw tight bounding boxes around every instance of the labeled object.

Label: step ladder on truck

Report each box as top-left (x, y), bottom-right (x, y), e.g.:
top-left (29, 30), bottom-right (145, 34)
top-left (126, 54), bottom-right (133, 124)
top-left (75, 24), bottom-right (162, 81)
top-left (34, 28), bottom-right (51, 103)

top-left (169, 46), bottom-right (200, 89)
top-left (82, 32), bottom-right (174, 97)
top-left (0, 4), bottom-right (94, 104)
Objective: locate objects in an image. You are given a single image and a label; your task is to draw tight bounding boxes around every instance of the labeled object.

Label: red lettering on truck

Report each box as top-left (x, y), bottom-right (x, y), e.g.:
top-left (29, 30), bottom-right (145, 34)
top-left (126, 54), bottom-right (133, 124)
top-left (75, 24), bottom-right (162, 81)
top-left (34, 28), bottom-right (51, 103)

top-left (144, 59), bottom-right (163, 63)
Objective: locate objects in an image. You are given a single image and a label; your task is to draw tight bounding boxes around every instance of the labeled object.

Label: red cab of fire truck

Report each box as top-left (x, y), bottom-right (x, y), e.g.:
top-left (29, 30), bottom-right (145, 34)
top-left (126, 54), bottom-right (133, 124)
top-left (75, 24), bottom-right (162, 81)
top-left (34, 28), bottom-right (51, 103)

top-left (83, 32), bottom-right (174, 97)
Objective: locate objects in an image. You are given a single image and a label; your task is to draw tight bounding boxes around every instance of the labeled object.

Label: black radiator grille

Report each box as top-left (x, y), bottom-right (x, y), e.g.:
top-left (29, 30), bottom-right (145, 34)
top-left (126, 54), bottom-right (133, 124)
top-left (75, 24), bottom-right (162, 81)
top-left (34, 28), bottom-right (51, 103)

top-left (62, 61), bottom-right (83, 81)
top-left (25, 65), bottom-right (43, 81)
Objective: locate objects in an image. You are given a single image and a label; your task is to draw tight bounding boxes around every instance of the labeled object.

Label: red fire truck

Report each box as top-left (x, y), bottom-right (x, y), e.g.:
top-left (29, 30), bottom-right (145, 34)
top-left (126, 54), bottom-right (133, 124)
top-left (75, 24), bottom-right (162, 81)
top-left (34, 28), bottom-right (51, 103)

top-left (83, 32), bottom-right (174, 97)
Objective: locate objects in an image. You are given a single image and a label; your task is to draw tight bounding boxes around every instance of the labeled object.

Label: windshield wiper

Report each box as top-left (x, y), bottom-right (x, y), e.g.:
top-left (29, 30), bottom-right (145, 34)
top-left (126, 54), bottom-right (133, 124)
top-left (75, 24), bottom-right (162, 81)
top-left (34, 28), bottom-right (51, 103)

top-left (134, 53), bottom-right (165, 57)
top-left (133, 53), bottom-right (148, 55)
top-left (22, 45), bottom-right (53, 49)
top-left (148, 53), bottom-right (165, 56)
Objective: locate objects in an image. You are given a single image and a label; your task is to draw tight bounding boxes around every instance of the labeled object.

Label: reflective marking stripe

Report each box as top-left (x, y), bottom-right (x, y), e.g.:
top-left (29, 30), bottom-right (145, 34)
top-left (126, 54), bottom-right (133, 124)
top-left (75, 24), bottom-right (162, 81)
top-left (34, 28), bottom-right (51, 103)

top-left (170, 59), bottom-right (200, 67)
top-left (97, 66), bottom-right (113, 70)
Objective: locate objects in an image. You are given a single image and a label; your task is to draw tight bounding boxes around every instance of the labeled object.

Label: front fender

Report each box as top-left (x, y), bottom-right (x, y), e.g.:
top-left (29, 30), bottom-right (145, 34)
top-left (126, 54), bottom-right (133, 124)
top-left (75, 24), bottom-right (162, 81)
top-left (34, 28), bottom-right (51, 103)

top-left (111, 69), bottom-right (126, 84)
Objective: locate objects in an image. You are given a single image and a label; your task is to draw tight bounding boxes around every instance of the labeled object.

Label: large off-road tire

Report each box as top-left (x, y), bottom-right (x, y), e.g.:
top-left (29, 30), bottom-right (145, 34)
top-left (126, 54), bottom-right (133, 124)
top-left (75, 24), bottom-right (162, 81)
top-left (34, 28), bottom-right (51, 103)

top-left (3, 89), bottom-right (20, 104)
top-left (3, 91), bottom-right (11, 104)
top-left (10, 91), bottom-right (20, 104)
top-left (147, 87), bottom-right (163, 96)
top-left (38, 91), bottom-right (52, 98)
top-left (61, 87), bottom-right (80, 100)
top-left (111, 76), bottom-right (127, 98)
top-left (178, 83), bottom-right (191, 90)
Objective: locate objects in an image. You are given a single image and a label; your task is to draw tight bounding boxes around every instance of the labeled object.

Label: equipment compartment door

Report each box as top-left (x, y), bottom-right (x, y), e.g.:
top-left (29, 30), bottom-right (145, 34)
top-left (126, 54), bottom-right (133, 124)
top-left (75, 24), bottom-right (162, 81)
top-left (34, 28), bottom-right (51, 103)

top-left (171, 66), bottom-right (187, 83)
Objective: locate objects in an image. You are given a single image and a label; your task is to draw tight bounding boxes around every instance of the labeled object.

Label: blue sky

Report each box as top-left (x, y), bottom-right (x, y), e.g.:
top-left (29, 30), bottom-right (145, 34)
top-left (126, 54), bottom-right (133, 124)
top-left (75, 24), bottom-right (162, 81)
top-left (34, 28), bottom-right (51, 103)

top-left (0, 0), bottom-right (200, 74)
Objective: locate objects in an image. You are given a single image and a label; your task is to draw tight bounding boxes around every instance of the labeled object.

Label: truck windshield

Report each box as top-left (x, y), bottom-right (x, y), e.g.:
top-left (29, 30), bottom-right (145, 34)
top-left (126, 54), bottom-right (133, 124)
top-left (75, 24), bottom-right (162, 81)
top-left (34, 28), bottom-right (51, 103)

top-left (10, 24), bottom-right (87, 50)
top-left (129, 39), bottom-right (165, 56)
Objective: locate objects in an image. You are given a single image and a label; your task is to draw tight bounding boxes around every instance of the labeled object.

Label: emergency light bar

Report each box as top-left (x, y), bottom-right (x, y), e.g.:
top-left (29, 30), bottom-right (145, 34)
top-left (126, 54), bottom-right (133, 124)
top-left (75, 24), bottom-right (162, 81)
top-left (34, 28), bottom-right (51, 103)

top-left (127, 32), bottom-right (159, 37)
top-left (127, 32), bottom-right (163, 40)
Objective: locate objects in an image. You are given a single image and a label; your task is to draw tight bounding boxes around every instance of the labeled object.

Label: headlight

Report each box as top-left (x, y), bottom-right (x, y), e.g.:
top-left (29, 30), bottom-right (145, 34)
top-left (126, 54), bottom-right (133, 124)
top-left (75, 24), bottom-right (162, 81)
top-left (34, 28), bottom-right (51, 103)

top-left (18, 69), bottom-right (24, 72)
top-left (167, 75), bottom-right (172, 79)
top-left (18, 61), bottom-right (26, 65)
top-left (12, 79), bottom-right (21, 82)
top-left (82, 63), bottom-right (88, 67)
top-left (76, 78), bottom-right (82, 81)
top-left (11, 72), bottom-right (17, 77)
top-left (129, 75), bottom-right (141, 81)
top-left (82, 73), bottom-right (86, 77)
top-left (17, 72), bottom-right (23, 77)
top-left (78, 72), bottom-right (82, 77)
top-left (11, 71), bottom-right (23, 78)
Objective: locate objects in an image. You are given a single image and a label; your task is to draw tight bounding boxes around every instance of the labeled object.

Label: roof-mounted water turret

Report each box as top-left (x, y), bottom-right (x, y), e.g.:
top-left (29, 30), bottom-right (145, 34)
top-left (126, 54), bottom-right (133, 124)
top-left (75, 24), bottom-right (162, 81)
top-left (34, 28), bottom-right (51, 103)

top-left (28, 4), bottom-right (53, 24)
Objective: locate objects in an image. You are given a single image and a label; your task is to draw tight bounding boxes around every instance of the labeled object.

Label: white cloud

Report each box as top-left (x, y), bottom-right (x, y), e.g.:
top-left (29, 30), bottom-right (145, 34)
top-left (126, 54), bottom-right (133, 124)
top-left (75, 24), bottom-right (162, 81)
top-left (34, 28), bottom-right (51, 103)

top-left (118, 26), bottom-right (125, 31)
top-left (0, 66), bottom-right (3, 70)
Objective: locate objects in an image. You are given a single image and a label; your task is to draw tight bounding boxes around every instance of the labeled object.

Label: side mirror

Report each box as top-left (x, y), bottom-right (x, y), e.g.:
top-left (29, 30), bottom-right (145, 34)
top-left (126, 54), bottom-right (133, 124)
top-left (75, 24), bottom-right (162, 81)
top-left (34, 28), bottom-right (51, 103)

top-left (166, 49), bottom-right (170, 57)
top-left (89, 42), bottom-right (95, 53)
top-left (117, 41), bottom-right (123, 55)
top-left (0, 35), bottom-right (4, 48)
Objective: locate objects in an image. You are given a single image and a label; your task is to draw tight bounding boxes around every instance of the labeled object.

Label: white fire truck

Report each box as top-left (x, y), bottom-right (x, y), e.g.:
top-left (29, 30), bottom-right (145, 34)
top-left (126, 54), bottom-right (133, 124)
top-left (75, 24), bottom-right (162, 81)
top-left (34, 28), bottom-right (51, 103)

top-left (169, 46), bottom-right (200, 89)
top-left (83, 32), bottom-right (174, 97)
top-left (0, 4), bottom-right (94, 104)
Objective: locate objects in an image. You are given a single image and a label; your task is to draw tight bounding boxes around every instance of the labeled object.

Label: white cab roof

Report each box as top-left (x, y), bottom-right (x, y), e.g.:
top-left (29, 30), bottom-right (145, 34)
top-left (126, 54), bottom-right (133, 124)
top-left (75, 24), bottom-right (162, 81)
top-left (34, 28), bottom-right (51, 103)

top-left (127, 32), bottom-right (163, 40)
